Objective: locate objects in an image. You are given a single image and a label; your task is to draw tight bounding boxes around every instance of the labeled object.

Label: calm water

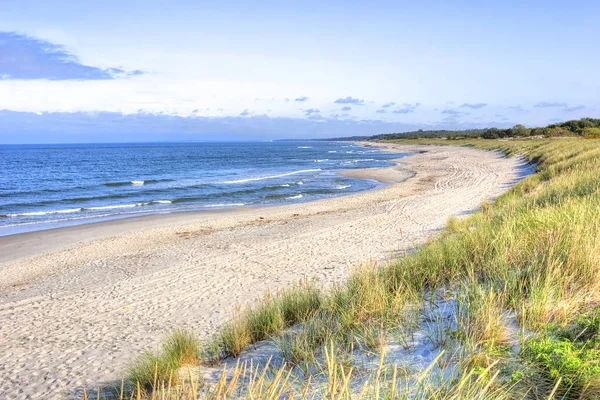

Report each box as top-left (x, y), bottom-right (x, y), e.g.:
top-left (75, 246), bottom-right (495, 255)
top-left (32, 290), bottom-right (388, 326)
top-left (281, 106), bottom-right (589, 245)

top-left (0, 141), bottom-right (407, 235)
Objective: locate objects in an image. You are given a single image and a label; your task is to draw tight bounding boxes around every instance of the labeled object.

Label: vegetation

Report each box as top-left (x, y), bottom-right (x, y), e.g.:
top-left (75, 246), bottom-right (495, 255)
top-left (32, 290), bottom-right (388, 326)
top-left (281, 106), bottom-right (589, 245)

top-left (115, 137), bottom-right (600, 399)
top-left (127, 329), bottom-right (201, 392)
top-left (366, 118), bottom-right (600, 140)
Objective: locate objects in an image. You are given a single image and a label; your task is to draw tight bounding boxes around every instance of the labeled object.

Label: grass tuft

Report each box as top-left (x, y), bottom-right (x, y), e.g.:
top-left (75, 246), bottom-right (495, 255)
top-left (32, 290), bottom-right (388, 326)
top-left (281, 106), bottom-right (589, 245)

top-left (128, 329), bottom-right (200, 390)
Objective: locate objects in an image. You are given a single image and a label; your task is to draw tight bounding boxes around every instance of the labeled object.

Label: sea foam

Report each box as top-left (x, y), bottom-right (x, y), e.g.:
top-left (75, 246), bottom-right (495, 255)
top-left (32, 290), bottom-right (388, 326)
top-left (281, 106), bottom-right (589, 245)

top-left (223, 169), bottom-right (321, 184)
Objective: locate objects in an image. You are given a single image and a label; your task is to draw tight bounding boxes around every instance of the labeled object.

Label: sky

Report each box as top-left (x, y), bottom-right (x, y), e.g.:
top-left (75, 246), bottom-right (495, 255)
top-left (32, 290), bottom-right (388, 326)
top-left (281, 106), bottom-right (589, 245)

top-left (0, 0), bottom-right (599, 143)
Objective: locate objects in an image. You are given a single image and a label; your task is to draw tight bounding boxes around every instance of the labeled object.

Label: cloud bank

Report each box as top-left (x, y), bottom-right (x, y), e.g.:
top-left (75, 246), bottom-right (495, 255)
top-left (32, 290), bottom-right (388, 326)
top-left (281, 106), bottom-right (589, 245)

top-left (0, 110), bottom-right (518, 143)
top-left (0, 32), bottom-right (143, 80)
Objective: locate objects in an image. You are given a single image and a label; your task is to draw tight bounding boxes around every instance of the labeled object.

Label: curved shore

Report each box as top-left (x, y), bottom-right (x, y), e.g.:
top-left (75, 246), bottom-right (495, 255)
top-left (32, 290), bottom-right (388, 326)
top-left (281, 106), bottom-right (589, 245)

top-left (0, 143), bottom-right (530, 399)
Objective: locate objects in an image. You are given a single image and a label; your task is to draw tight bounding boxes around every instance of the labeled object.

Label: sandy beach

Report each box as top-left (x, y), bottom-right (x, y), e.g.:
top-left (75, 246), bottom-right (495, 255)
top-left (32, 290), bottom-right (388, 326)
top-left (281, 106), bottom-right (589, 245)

top-left (0, 143), bottom-right (531, 399)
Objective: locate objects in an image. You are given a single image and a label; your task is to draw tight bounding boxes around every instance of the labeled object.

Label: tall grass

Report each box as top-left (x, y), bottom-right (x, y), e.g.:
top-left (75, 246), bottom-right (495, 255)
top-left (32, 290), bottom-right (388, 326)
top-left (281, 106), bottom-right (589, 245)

top-left (121, 138), bottom-right (600, 399)
top-left (96, 344), bottom-right (524, 400)
top-left (203, 279), bottom-right (323, 364)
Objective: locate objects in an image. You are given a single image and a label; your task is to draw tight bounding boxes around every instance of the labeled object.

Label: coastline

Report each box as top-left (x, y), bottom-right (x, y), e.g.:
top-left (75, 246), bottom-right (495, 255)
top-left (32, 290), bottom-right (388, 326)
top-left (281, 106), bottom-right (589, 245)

top-left (0, 141), bottom-right (404, 239)
top-left (0, 142), bottom-right (409, 263)
top-left (0, 143), bottom-right (531, 399)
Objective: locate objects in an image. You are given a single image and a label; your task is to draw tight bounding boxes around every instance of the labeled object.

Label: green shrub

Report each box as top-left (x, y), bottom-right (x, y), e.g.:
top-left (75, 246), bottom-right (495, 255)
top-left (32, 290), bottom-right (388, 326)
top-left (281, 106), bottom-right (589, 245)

top-left (521, 336), bottom-right (600, 396)
top-left (583, 127), bottom-right (600, 138)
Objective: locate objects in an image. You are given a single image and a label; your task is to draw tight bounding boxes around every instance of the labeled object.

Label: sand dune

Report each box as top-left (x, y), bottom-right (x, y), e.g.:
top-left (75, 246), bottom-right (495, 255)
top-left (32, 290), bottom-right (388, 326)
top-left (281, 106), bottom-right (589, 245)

top-left (0, 144), bottom-right (531, 399)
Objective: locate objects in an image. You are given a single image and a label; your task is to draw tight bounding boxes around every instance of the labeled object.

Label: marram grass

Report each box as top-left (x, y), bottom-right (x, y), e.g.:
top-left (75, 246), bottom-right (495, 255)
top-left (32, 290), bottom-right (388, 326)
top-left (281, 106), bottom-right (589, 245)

top-left (108, 138), bottom-right (600, 399)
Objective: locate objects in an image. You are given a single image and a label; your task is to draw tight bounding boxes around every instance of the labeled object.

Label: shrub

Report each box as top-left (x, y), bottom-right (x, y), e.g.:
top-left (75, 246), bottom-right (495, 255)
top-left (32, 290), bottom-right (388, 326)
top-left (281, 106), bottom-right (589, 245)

top-left (583, 127), bottom-right (600, 138)
top-left (521, 336), bottom-right (600, 397)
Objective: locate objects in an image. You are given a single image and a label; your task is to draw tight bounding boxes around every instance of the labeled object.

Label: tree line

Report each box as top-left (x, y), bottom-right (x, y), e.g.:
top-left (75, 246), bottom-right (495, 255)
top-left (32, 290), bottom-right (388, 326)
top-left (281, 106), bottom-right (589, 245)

top-left (370, 118), bottom-right (600, 140)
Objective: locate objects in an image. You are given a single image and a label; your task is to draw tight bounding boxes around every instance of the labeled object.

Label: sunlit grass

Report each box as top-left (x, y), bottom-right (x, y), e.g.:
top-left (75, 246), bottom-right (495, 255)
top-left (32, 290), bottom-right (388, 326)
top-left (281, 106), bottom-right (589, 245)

top-left (119, 138), bottom-right (600, 399)
top-left (127, 329), bottom-right (201, 391)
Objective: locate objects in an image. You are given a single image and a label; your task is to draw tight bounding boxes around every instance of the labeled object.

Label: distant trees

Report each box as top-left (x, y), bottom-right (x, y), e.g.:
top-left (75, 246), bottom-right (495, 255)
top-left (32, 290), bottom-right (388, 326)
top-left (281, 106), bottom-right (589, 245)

top-left (511, 124), bottom-right (530, 137)
top-left (368, 118), bottom-right (600, 141)
top-left (372, 129), bottom-right (486, 140)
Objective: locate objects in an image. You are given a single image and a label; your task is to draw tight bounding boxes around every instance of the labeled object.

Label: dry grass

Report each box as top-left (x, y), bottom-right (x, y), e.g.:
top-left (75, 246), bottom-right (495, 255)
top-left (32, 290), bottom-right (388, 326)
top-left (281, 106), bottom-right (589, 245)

top-left (89, 344), bottom-right (524, 400)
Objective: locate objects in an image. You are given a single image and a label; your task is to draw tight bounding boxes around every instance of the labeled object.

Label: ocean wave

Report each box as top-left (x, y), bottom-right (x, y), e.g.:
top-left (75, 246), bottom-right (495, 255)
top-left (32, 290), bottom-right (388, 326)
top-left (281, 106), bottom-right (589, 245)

top-left (87, 200), bottom-right (173, 210)
top-left (0, 210), bottom-right (160, 228)
top-left (0, 202), bottom-right (247, 229)
top-left (297, 181), bottom-right (304, 185)
top-left (287, 194), bottom-right (303, 199)
top-left (202, 203), bottom-right (246, 208)
top-left (5, 208), bottom-right (83, 217)
top-left (104, 179), bottom-right (173, 187)
top-left (340, 159), bottom-right (376, 165)
top-left (297, 146), bottom-right (312, 149)
top-left (334, 184), bottom-right (351, 189)
top-left (3, 200), bottom-right (174, 218)
top-left (327, 150), bottom-right (337, 153)
top-left (314, 159), bottom-right (329, 163)
top-left (280, 184), bottom-right (290, 187)
top-left (223, 169), bottom-right (321, 184)
top-left (87, 204), bottom-right (140, 211)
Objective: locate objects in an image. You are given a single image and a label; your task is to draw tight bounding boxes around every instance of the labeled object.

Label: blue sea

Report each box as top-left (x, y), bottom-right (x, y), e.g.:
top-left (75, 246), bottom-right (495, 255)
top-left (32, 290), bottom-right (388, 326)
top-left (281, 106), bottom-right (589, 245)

top-left (0, 141), bottom-right (407, 236)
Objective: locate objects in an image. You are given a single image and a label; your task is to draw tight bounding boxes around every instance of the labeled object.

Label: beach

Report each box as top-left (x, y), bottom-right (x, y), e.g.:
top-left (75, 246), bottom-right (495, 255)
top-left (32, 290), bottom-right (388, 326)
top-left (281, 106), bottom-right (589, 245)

top-left (0, 143), bottom-right (531, 399)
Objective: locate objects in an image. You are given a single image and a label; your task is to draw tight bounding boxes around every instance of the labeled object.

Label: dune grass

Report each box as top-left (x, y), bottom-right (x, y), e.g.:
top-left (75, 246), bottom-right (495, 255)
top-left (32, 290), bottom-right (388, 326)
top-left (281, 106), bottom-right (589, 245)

top-left (120, 138), bottom-right (600, 399)
top-left (127, 329), bottom-right (202, 392)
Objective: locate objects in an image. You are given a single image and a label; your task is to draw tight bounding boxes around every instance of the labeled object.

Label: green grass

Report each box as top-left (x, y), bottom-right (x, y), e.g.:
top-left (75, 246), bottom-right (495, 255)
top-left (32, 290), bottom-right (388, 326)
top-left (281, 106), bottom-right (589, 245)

top-left (202, 278), bottom-right (324, 364)
top-left (519, 307), bottom-right (600, 398)
top-left (127, 329), bottom-right (201, 391)
top-left (122, 137), bottom-right (600, 399)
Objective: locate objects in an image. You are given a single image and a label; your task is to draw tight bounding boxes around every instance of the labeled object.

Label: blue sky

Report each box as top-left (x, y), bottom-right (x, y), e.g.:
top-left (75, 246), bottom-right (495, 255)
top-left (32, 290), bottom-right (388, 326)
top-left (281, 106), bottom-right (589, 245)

top-left (0, 0), bottom-right (599, 142)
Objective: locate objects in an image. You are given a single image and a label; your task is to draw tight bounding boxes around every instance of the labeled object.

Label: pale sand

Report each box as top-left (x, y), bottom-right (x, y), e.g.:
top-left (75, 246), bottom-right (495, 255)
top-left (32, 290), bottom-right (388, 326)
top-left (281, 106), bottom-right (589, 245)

top-left (0, 144), bottom-right (532, 399)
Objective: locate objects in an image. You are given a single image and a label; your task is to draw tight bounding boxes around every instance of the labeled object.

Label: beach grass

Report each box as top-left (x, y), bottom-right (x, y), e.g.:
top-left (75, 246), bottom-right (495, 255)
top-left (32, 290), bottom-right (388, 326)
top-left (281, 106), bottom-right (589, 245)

top-left (127, 329), bottom-right (201, 391)
top-left (120, 137), bottom-right (600, 398)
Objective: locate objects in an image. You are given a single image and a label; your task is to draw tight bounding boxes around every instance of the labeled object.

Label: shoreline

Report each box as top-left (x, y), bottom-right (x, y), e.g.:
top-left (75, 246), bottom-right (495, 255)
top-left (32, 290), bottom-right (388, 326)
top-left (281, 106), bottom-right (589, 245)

top-left (0, 142), bottom-right (410, 263)
top-left (0, 142), bottom-right (407, 240)
top-left (0, 143), bottom-right (531, 399)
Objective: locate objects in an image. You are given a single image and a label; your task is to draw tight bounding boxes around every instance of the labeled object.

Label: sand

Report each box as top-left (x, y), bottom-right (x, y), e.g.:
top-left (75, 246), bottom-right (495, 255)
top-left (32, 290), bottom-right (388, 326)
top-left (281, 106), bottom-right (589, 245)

top-left (0, 143), bottom-right (532, 399)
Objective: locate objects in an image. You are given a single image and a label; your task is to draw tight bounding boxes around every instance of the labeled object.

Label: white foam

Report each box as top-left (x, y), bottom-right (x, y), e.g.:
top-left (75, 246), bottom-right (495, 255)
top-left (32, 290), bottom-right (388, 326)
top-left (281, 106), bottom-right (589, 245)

top-left (287, 194), bottom-right (303, 199)
top-left (328, 150), bottom-right (337, 153)
top-left (202, 203), bottom-right (246, 208)
top-left (131, 180), bottom-right (145, 185)
top-left (1, 209), bottom-right (163, 228)
top-left (223, 169), bottom-right (321, 184)
top-left (314, 159), bottom-right (329, 162)
top-left (297, 181), bottom-right (304, 185)
top-left (280, 184), bottom-right (290, 187)
top-left (5, 201), bottom-right (174, 218)
top-left (297, 146), bottom-right (312, 149)
top-left (334, 184), bottom-right (351, 189)
top-left (87, 204), bottom-right (140, 211)
top-left (7, 208), bottom-right (82, 217)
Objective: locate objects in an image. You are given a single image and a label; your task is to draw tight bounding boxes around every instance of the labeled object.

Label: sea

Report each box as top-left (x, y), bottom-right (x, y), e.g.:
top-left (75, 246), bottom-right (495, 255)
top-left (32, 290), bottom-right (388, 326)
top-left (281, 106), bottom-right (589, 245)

top-left (0, 141), bottom-right (408, 236)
